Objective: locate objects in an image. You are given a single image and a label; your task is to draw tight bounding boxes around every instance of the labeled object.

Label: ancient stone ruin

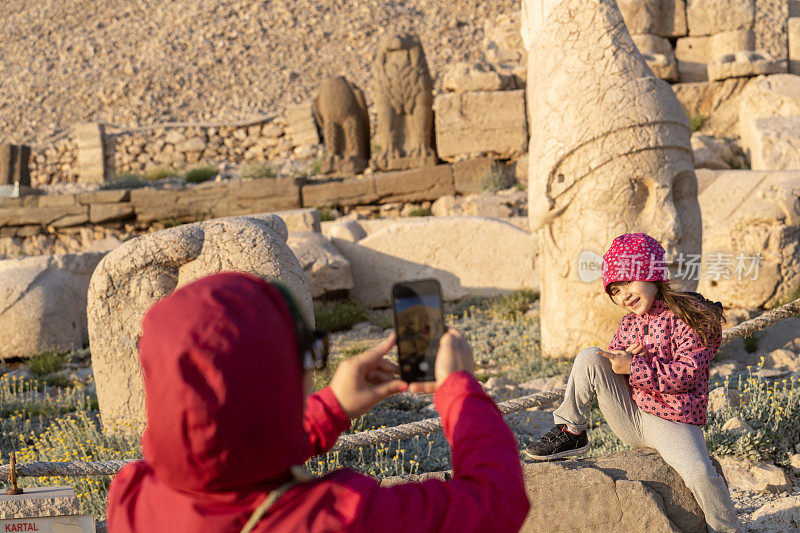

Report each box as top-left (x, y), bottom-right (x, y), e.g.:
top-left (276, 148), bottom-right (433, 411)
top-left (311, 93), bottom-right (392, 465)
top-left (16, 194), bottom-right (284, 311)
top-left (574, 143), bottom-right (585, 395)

top-left (372, 31), bottom-right (437, 171)
top-left (523, 0), bottom-right (701, 357)
top-left (313, 76), bottom-right (371, 175)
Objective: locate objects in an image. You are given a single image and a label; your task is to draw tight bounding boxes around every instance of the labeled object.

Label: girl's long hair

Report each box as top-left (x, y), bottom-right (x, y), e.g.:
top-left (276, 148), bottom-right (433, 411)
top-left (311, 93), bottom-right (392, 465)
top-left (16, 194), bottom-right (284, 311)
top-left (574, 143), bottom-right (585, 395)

top-left (655, 281), bottom-right (725, 348)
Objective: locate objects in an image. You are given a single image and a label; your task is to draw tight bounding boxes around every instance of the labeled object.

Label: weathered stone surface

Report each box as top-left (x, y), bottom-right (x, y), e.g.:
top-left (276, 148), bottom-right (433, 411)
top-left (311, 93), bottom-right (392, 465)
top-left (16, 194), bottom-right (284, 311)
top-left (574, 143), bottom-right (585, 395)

top-left (0, 144), bottom-right (31, 187)
top-left (748, 116), bottom-right (800, 170)
top-left (0, 252), bottom-right (104, 358)
top-left (332, 217), bottom-right (538, 306)
top-left (326, 220), bottom-right (367, 242)
top-left (384, 450), bottom-right (709, 532)
top-left (716, 456), bottom-right (791, 493)
top-left (619, 0), bottom-right (687, 37)
top-left (691, 133), bottom-right (733, 169)
top-left (523, 0), bottom-right (700, 357)
top-left (0, 205), bottom-right (89, 228)
top-left (312, 76), bottom-right (370, 175)
top-left (631, 35), bottom-right (679, 80)
top-left (0, 486), bottom-right (80, 519)
top-left (0, 515), bottom-right (94, 532)
top-left (708, 387), bottom-right (745, 414)
top-left (751, 495), bottom-right (800, 529)
top-left (709, 29), bottom-right (755, 59)
top-left (483, 13), bottom-right (527, 65)
top-left (696, 169), bottom-right (800, 308)
top-left (89, 203), bottom-right (135, 223)
top-left (738, 74), bottom-right (800, 155)
top-left (373, 165), bottom-right (454, 203)
top-left (442, 62), bottom-right (512, 92)
top-left (285, 101), bottom-right (320, 148)
top-left (76, 189), bottom-right (129, 205)
top-left (676, 35), bottom-right (710, 81)
top-left (721, 416), bottom-right (753, 434)
top-left (88, 213), bottom-right (312, 432)
top-left (301, 177), bottom-right (378, 207)
top-left (273, 208), bottom-right (321, 233)
top-left (755, 0), bottom-right (789, 62)
top-left (791, 18), bottom-right (800, 75)
top-left (672, 78), bottom-right (750, 138)
top-left (431, 190), bottom-right (526, 218)
top-left (433, 90), bottom-right (528, 162)
top-left (286, 231), bottom-right (352, 298)
top-left (73, 122), bottom-right (108, 184)
top-left (764, 348), bottom-right (800, 373)
top-left (452, 157), bottom-right (498, 194)
top-left (686, 0), bottom-right (754, 36)
top-left (708, 50), bottom-right (783, 81)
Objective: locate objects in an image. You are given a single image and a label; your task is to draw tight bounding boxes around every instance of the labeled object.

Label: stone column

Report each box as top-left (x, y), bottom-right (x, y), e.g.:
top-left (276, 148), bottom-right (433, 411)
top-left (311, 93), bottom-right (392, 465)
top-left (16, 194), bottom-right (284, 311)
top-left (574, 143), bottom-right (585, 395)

top-left (522, 0), bottom-right (701, 357)
top-left (73, 122), bottom-right (110, 183)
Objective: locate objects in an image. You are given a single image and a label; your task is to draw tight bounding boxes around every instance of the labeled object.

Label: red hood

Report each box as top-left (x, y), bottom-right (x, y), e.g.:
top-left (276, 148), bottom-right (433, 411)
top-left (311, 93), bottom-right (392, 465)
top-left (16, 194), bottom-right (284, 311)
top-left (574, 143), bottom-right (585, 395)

top-left (138, 272), bottom-right (308, 492)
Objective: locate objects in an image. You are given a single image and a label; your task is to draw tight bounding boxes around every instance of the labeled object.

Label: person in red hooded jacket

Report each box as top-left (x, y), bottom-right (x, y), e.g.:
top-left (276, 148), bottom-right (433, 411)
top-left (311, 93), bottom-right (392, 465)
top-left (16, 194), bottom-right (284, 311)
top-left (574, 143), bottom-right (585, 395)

top-left (107, 272), bottom-right (530, 532)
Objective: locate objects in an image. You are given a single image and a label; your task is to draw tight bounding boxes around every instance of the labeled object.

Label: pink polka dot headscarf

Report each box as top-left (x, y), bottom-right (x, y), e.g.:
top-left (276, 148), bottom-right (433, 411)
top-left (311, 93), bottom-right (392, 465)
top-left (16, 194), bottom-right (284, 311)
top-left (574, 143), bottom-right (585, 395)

top-left (602, 233), bottom-right (669, 292)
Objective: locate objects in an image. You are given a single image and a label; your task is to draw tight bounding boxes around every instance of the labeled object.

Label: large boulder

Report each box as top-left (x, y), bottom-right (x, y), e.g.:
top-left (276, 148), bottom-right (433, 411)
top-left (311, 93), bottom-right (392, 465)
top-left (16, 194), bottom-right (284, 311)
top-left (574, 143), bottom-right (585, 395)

top-left (88, 213), bottom-right (312, 433)
top-left (331, 217), bottom-right (538, 307)
top-left (286, 231), bottom-right (353, 298)
top-left (738, 74), bottom-right (800, 161)
top-left (0, 252), bottom-right (105, 358)
top-left (748, 116), bottom-right (800, 170)
top-left (382, 450), bottom-right (712, 532)
top-left (696, 169), bottom-right (800, 308)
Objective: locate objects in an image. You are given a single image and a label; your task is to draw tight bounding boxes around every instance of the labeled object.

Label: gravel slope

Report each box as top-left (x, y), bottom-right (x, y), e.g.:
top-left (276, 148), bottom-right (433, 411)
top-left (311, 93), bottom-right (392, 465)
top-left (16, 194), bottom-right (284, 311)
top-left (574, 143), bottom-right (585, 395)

top-left (1, 0), bottom-right (517, 145)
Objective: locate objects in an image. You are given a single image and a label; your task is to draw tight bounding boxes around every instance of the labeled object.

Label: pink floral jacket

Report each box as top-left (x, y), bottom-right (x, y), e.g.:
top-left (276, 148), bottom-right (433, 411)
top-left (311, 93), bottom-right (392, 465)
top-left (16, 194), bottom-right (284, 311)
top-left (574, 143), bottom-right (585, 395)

top-left (609, 298), bottom-right (722, 425)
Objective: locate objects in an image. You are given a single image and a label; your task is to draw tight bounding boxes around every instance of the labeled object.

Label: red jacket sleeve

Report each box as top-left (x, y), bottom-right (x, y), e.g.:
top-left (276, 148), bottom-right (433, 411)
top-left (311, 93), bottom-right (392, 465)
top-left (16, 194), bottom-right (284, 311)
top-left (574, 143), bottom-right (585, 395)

top-left (350, 372), bottom-right (530, 533)
top-left (628, 321), bottom-right (716, 394)
top-left (303, 386), bottom-right (351, 458)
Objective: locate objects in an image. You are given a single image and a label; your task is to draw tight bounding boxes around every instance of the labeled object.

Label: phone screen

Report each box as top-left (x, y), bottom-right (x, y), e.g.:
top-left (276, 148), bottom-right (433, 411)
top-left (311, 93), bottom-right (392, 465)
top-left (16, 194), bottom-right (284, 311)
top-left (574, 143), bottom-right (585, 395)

top-left (392, 280), bottom-right (445, 382)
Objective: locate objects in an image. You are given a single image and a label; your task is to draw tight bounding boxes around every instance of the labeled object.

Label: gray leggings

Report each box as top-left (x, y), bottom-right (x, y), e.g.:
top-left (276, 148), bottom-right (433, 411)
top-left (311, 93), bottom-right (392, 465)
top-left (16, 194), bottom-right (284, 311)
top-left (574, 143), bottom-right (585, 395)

top-left (553, 347), bottom-right (743, 533)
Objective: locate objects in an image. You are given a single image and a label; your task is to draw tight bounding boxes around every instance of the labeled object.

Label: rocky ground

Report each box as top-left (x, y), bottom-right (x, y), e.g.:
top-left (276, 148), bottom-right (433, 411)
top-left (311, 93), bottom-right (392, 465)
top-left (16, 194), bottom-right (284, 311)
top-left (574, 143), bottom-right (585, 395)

top-left (1, 0), bottom-right (517, 145)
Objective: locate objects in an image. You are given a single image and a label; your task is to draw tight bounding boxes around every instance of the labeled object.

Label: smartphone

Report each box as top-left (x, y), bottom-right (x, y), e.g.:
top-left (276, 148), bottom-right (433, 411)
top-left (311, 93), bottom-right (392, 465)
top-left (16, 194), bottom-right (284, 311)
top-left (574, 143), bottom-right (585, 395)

top-left (392, 279), bottom-right (446, 383)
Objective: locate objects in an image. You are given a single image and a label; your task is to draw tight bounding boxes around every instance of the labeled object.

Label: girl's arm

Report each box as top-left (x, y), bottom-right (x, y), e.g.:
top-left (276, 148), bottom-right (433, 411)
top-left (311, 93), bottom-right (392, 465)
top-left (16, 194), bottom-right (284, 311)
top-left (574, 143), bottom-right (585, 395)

top-left (303, 387), bottom-right (351, 458)
top-left (628, 321), bottom-right (717, 394)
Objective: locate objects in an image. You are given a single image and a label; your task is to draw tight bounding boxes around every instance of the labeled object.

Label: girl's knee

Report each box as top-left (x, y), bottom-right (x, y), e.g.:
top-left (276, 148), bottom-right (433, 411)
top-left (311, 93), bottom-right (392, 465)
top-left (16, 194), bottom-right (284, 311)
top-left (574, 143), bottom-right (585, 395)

top-left (574, 347), bottom-right (605, 370)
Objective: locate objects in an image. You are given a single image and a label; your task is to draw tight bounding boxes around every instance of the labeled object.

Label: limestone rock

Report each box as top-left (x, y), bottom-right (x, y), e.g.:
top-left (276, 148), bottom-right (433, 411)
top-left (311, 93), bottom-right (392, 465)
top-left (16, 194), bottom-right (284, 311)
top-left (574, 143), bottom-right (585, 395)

top-left (751, 495), bottom-right (800, 530)
top-left (764, 348), bottom-right (800, 373)
top-left (691, 134), bottom-right (731, 169)
top-left (0, 252), bottom-right (105, 359)
top-left (708, 51), bottom-right (784, 82)
top-left (326, 220), bottom-right (367, 242)
top-left (748, 116), bottom-right (800, 170)
top-left (430, 190), bottom-right (526, 218)
top-left (791, 17), bottom-right (800, 75)
top-left (676, 35), bottom-right (711, 81)
top-left (312, 76), bottom-right (370, 175)
top-left (715, 456), bottom-right (791, 493)
top-left (286, 231), bottom-right (353, 298)
top-left (274, 208), bottom-right (321, 233)
top-left (709, 29), bottom-right (755, 59)
top-left (738, 74), bottom-right (800, 158)
top-left (0, 486), bottom-right (80, 520)
top-left (433, 90), bottom-right (528, 162)
top-left (672, 78), bottom-right (750, 138)
top-left (483, 13), bottom-right (526, 65)
top-left (88, 213), bottom-right (312, 433)
top-left (332, 217), bottom-right (538, 307)
top-left (721, 416), bottom-right (753, 434)
top-left (708, 386), bottom-right (744, 414)
top-left (686, 0), bottom-right (755, 36)
top-left (696, 170), bottom-right (800, 308)
top-left (522, 0), bottom-right (700, 358)
top-left (618, 0), bottom-right (687, 37)
top-left (642, 52), bottom-right (679, 81)
top-left (442, 62), bottom-right (513, 92)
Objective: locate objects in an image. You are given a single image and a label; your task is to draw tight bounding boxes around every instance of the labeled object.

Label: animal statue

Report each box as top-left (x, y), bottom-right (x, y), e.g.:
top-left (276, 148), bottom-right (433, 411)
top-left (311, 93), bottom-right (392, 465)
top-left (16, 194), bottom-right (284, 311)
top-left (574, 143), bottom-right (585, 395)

top-left (372, 31), bottom-right (437, 171)
top-left (312, 76), bottom-right (370, 175)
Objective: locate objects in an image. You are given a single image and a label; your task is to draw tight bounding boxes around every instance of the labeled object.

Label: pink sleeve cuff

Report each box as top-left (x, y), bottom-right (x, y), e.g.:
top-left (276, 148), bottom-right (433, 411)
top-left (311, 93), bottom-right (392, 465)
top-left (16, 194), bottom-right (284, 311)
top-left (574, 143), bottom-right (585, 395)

top-left (305, 386), bottom-right (351, 450)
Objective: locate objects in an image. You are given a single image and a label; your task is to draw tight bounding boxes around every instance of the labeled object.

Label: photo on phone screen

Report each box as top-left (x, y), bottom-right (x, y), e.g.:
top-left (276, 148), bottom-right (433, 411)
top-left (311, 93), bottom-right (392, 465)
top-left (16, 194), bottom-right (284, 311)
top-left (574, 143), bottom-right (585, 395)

top-left (392, 279), bottom-right (445, 383)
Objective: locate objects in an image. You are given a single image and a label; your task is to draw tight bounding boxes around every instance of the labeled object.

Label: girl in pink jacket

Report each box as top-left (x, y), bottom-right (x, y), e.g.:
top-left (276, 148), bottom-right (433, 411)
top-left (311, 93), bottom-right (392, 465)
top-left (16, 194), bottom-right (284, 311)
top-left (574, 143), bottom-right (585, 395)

top-left (525, 233), bottom-right (742, 533)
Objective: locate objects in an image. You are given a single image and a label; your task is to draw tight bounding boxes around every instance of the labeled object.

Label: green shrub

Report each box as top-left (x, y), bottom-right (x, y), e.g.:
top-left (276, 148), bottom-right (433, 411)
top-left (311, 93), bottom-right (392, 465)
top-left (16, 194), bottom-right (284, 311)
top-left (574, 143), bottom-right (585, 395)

top-left (689, 114), bottom-right (707, 132)
top-left (449, 289), bottom-right (539, 320)
top-left (100, 174), bottom-right (148, 190)
top-left (407, 208), bottom-right (431, 217)
top-left (314, 301), bottom-right (370, 332)
top-left (240, 162), bottom-right (276, 180)
top-left (183, 165), bottom-right (219, 184)
top-left (144, 166), bottom-right (178, 181)
top-left (318, 207), bottom-right (337, 222)
top-left (515, 182), bottom-right (527, 192)
top-left (309, 157), bottom-right (322, 176)
top-left (27, 351), bottom-right (68, 377)
top-left (480, 167), bottom-right (516, 192)
top-left (743, 334), bottom-right (759, 353)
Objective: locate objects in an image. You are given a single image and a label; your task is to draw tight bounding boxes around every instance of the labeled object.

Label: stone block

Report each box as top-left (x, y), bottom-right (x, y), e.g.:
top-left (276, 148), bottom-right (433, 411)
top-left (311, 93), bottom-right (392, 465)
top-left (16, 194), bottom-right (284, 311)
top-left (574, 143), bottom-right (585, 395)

top-left (88, 214), bottom-right (311, 433)
top-left (272, 208), bottom-right (321, 233)
top-left (643, 52), bottom-right (679, 81)
top-left (452, 157), bottom-right (498, 194)
top-left (37, 194), bottom-right (78, 207)
top-left (432, 90), bottom-right (528, 162)
top-left (709, 30), bottom-right (755, 59)
top-left (0, 486), bottom-right (79, 519)
top-left (332, 217), bottom-right (538, 307)
top-left (708, 51), bottom-right (784, 81)
top-left (738, 74), bottom-right (800, 154)
top-left (672, 78), bottom-right (750, 137)
top-left (0, 515), bottom-right (94, 532)
top-left (131, 186), bottom-right (223, 224)
top-left (76, 189), bottom-right (129, 205)
top-left (285, 101), bottom-right (320, 148)
top-left (373, 165), bottom-right (454, 203)
top-left (301, 177), bottom-right (378, 207)
top-left (632, 34), bottom-right (673, 55)
top-left (0, 206), bottom-right (88, 227)
top-left (73, 122), bottom-right (109, 184)
top-left (0, 144), bottom-right (31, 187)
top-left (686, 0), bottom-right (755, 36)
top-left (224, 178), bottom-right (302, 215)
top-left (619, 0), bottom-right (687, 37)
top-left (0, 252), bottom-right (105, 358)
top-left (755, 0), bottom-right (789, 61)
top-left (748, 116), bottom-right (800, 170)
top-left (715, 456), bottom-right (791, 492)
top-left (286, 231), bottom-right (353, 297)
top-left (442, 62), bottom-right (514, 92)
top-left (676, 35), bottom-right (710, 81)
top-left (89, 203), bottom-right (135, 223)
top-left (790, 18), bottom-right (800, 75)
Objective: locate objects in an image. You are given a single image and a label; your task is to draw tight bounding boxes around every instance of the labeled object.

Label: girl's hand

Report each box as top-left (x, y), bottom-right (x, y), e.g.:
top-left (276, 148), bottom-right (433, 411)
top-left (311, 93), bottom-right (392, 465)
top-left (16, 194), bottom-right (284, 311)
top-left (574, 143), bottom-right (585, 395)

top-left (597, 349), bottom-right (633, 375)
top-left (329, 335), bottom-right (409, 419)
top-left (626, 342), bottom-right (646, 356)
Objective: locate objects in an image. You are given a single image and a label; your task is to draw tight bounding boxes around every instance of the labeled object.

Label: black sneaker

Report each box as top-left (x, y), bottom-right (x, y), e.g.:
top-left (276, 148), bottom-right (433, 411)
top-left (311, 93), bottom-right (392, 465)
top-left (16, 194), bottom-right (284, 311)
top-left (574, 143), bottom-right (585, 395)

top-left (523, 424), bottom-right (589, 461)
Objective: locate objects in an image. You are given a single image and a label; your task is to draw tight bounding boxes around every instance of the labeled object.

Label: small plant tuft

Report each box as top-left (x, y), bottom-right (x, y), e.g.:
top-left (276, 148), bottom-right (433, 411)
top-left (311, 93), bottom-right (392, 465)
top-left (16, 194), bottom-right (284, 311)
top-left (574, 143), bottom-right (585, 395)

top-left (318, 207), bottom-right (337, 222)
top-left (408, 207), bottom-right (431, 217)
top-left (100, 174), bottom-right (148, 190)
top-left (27, 350), bottom-right (68, 377)
top-left (314, 301), bottom-right (370, 332)
top-left (743, 334), bottom-right (759, 353)
top-left (241, 162), bottom-right (277, 180)
top-left (480, 167), bottom-right (516, 192)
top-left (184, 165), bottom-right (219, 184)
top-left (689, 114), bottom-right (707, 132)
top-left (144, 166), bottom-right (179, 181)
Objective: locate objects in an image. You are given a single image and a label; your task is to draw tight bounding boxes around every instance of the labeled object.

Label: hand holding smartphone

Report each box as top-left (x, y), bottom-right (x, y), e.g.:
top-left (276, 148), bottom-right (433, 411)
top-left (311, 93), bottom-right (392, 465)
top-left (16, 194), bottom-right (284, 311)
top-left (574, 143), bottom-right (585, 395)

top-left (392, 279), bottom-right (445, 383)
